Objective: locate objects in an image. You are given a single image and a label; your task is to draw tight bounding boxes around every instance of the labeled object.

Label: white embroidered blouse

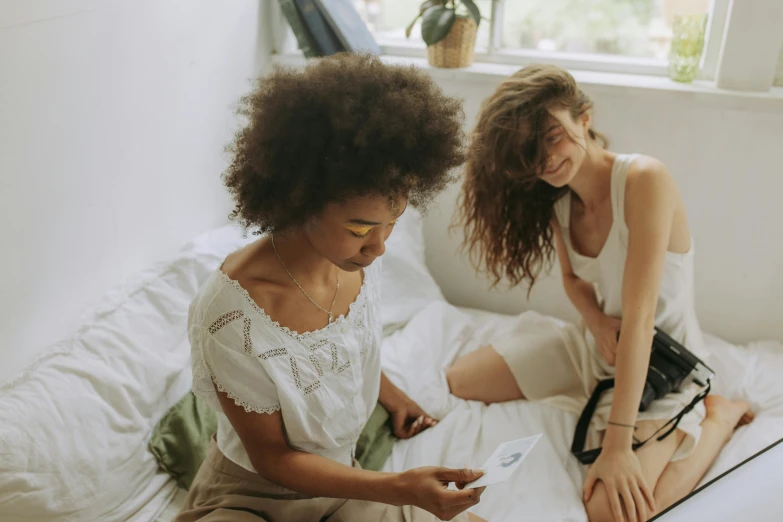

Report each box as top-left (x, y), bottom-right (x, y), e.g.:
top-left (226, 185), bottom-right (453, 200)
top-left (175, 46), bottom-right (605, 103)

top-left (188, 259), bottom-right (383, 472)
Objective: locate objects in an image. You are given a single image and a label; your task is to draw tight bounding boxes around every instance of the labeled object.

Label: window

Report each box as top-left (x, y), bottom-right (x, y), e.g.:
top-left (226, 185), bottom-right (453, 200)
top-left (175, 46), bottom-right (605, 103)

top-left (500, 0), bottom-right (709, 60)
top-left (352, 0), bottom-right (729, 78)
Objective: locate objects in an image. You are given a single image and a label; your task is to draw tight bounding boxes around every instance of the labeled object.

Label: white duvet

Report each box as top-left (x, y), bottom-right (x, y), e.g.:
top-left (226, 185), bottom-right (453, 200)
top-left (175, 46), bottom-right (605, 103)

top-left (379, 302), bottom-right (783, 522)
top-left (3, 216), bottom-right (782, 522)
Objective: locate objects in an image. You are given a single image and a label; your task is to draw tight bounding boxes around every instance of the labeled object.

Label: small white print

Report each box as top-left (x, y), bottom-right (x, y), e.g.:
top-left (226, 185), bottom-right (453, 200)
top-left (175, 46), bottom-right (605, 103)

top-left (464, 433), bottom-right (542, 489)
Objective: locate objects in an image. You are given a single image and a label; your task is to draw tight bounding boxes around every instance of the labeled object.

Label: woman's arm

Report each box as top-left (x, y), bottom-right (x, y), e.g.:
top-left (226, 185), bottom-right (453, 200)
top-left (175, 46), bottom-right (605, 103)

top-left (552, 217), bottom-right (622, 365)
top-left (603, 160), bottom-right (678, 449)
top-left (582, 159), bottom-right (679, 521)
top-left (216, 387), bottom-right (394, 500)
top-left (215, 388), bottom-right (485, 519)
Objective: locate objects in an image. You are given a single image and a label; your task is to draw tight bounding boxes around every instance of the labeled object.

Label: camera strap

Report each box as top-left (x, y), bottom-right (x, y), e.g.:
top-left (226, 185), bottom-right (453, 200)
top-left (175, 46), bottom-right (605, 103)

top-left (571, 378), bottom-right (711, 465)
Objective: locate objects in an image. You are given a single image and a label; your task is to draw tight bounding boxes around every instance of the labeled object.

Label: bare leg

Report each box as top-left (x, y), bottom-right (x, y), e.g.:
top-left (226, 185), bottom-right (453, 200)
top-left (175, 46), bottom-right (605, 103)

top-left (652, 395), bottom-right (754, 513)
top-left (467, 513), bottom-right (487, 522)
top-left (446, 346), bottom-right (525, 404)
top-left (585, 395), bottom-right (754, 522)
top-left (585, 419), bottom-right (684, 522)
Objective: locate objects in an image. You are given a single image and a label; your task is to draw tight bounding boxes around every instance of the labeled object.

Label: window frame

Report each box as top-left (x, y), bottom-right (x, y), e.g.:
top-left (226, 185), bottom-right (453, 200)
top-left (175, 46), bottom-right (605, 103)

top-left (372, 0), bottom-right (732, 80)
top-left (270, 0), bottom-right (783, 94)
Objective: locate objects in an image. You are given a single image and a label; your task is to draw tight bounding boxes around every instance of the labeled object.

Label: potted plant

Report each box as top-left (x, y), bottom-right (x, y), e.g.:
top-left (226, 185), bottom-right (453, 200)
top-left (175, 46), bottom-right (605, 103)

top-left (406, 0), bottom-right (482, 68)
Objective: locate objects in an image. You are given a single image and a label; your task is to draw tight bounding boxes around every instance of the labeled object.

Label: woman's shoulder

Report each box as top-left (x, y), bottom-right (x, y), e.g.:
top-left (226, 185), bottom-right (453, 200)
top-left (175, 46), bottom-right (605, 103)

top-left (624, 154), bottom-right (671, 182)
top-left (623, 154), bottom-right (679, 203)
top-left (213, 239), bottom-right (292, 316)
top-left (189, 242), bottom-right (278, 329)
top-left (220, 239), bottom-right (273, 290)
top-left (189, 269), bottom-right (258, 328)
top-left (619, 153), bottom-right (692, 252)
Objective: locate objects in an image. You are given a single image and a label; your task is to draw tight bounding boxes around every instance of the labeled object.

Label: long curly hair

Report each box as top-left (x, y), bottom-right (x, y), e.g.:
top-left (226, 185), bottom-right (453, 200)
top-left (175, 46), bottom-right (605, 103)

top-left (222, 52), bottom-right (466, 234)
top-left (455, 64), bottom-right (607, 293)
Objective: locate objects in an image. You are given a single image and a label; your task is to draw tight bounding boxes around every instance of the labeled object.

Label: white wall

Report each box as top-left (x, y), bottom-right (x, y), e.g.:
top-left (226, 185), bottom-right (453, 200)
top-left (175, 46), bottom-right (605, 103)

top-left (776, 44), bottom-right (783, 86)
top-left (0, 0), bottom-right (271, 383)
top-left (421, 75), bottom-right (783, 346)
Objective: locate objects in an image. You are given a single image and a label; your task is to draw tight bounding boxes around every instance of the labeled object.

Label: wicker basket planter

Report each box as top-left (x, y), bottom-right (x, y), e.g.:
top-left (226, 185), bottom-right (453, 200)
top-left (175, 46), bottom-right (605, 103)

top-left (426, 17), bottom-right (477, 68)
top-left (406, 1), bottom-right (482, 69)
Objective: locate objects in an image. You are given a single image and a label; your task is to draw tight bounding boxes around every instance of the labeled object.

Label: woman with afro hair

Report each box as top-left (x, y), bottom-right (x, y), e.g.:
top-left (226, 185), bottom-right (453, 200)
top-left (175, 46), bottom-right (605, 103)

top-left (177, 53), bottom-right (487, 522)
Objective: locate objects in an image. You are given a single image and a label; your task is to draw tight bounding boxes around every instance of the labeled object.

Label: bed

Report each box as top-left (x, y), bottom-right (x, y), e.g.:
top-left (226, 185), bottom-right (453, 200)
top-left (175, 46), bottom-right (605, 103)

top-left (2, 211), bottom-right (782, 522)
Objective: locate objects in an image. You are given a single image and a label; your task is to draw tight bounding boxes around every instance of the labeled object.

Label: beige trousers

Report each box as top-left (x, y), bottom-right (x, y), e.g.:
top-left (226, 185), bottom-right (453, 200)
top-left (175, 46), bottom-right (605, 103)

top-left (175, 439), bottom-right (469, 522)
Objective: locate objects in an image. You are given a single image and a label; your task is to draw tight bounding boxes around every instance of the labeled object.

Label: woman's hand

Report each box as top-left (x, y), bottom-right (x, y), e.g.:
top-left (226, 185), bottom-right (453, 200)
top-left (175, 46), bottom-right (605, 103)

top-left (398, 466), bottom-right (486, 520)
top-left (586, 313), bottom-right (622, 366)
top-left (379, 372), bottom-right (437, 439)
top-left (390, 399), bottom-right (438, 439)
top-left (584, 448), bottom-right (656, 522)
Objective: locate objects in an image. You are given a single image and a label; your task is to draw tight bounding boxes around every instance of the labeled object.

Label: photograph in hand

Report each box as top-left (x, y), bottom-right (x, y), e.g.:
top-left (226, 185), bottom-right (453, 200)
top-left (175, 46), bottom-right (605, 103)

top-left (465, 434), bottom-right (542, 489)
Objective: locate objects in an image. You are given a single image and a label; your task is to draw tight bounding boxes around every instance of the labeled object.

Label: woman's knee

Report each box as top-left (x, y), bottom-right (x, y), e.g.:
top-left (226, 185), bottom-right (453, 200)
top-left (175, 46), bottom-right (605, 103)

top-left (446, 346), bottom-right (525, 404)
top-left (585, 488), bottom-right (659, 522)
top-left (584, 487), bottom-right (617, 522)
top-left (446, 365), bottom-right (469, 399)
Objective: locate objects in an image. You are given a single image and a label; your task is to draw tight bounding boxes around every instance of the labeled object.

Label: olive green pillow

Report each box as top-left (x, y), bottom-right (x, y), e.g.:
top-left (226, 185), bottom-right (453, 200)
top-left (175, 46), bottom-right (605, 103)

top-left (355, 401), bottom-right (398, 472)
top-left (148, 391), bottom-right (218, 490)
top-left (149, 392), bottom-right (396, 490)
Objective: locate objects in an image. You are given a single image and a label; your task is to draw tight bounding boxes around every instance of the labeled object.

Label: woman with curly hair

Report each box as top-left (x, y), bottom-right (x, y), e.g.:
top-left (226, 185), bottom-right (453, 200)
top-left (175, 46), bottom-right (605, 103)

top-left (176, 54), bottom-right (487, 522)
top-left (446, 64), bottom-right (752, 522)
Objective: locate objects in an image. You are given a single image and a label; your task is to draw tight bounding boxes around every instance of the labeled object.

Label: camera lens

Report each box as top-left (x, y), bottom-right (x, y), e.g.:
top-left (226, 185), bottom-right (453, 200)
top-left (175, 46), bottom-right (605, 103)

top-left (639, 382), bottom-right (657, 411)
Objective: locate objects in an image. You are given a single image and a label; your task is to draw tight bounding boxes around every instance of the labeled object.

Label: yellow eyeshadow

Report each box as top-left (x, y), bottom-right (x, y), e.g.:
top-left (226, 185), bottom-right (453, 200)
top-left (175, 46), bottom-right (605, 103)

top-left (346, 225), bottom-right (373, 236)
top-left (346, 221), bottom-right (396, 236)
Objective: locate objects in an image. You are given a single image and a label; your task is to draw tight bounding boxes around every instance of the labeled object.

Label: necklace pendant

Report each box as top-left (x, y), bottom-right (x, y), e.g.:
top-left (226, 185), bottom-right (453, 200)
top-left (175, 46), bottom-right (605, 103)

top-left (328, 312), bottom-right (333, 324)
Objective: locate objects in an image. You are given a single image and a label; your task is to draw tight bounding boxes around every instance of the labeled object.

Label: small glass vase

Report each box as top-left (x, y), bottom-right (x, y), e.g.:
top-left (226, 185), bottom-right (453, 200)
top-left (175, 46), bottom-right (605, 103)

top-left (668, 14), bottom-right (708, 83)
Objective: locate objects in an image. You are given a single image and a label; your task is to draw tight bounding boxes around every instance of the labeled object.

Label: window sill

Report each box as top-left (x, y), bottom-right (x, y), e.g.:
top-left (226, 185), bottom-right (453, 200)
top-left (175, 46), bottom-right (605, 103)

top-left (271, 52), bottom-right (783, 113)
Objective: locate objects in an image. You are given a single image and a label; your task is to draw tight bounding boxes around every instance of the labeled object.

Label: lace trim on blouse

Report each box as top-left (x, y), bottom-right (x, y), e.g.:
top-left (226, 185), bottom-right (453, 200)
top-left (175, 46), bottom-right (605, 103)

top-left (215, 269), bottom-right (371, 340)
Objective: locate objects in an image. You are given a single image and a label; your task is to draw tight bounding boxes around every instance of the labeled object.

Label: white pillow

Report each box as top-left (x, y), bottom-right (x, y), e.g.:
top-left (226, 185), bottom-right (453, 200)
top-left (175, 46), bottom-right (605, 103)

top-left (380, 206), bottom-right (445, 334)
top-left (0, 225), bottom-right (251, 522)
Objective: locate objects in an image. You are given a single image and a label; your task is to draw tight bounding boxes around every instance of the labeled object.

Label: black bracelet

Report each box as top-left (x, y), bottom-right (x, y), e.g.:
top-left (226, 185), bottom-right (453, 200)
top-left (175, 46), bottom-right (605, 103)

top-left (607, 420), bottom-right (637, 430)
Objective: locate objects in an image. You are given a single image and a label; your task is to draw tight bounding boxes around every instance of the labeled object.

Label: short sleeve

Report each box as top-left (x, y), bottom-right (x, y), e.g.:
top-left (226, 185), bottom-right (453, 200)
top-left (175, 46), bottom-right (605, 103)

top-left (190, 309), bottom-right (280, 415)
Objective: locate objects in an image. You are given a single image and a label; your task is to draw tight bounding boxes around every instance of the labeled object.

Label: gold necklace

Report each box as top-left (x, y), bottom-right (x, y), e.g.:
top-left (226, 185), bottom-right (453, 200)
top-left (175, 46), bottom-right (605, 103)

top-left (271, 234), bottom-right (340, 323)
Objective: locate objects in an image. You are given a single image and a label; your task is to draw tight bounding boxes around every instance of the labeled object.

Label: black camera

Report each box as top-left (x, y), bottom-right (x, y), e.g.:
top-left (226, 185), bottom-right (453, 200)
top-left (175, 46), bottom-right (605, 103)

top-left (572, 327), bottom-right (715, 465)
top-left (639, 327), bottom-right (715, 411)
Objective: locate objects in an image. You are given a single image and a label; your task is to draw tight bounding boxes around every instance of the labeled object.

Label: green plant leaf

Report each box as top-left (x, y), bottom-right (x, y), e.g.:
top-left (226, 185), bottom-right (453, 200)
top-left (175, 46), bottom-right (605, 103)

top-left (405, 15), bottom-right (421, 38)
top-left (460, 0), bottom-right (481, 27)
top-left (421, 6), bottom-right (456, 46)
top-left (420, 0), bottom-right (446, 11)
top-left (407, 0), bottom-right (447, 39)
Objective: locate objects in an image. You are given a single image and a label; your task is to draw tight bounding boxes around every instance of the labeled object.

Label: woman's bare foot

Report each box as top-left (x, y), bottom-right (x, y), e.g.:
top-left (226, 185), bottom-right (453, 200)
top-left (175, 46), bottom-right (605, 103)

top-left (704, 394), bottom-right (755, 438)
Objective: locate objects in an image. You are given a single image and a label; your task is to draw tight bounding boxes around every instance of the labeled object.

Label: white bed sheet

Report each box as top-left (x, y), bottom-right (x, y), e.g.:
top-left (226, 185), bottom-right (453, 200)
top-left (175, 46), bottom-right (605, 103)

top-left (379, 302), bottom-right (783, 522)
top-left (155, 302), bottom-right (783, 522)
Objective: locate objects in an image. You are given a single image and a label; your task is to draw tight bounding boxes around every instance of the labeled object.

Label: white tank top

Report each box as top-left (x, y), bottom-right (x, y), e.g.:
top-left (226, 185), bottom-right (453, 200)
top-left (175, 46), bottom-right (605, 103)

top-left (553, 153), bottom-right (707, 359)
